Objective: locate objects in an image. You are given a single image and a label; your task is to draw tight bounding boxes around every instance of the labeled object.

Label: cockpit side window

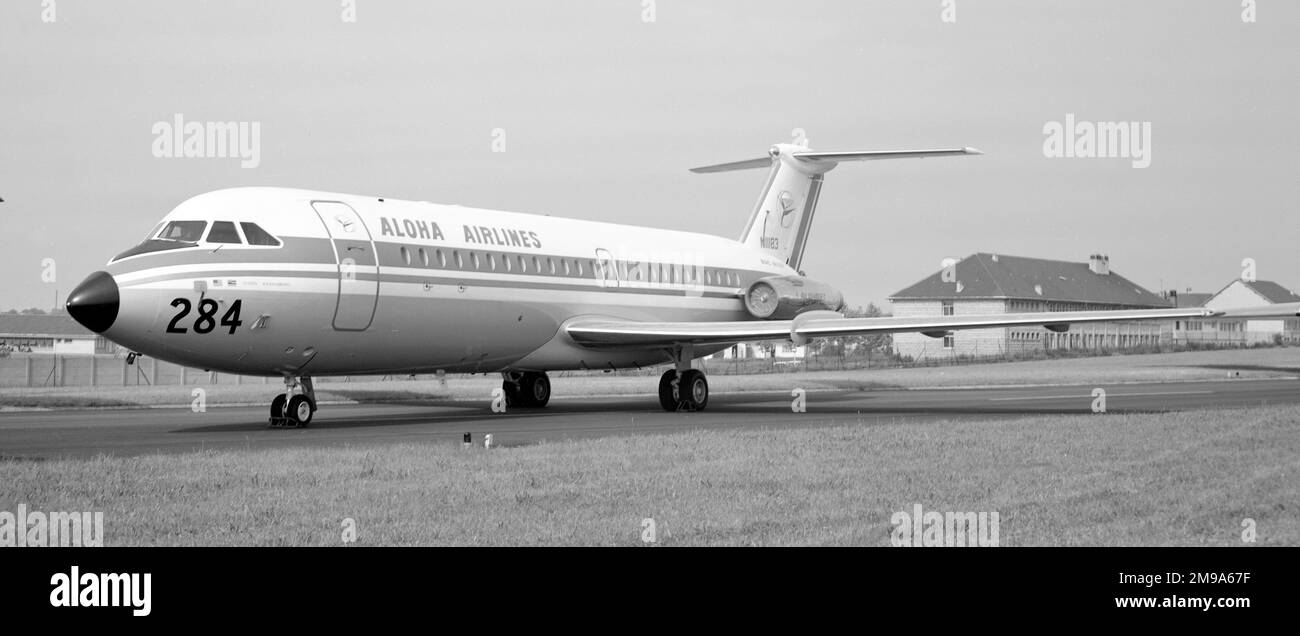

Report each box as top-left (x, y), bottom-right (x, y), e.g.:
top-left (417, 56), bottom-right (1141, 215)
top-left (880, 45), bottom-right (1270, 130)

top-left (207, 221), bottom-right (243, 244)
top-left (240, 222), bottom-right (282, 246)
top-left (145, 222), bottom-right (165, 241)
top-left (157, 221), bottom-right (208, 242)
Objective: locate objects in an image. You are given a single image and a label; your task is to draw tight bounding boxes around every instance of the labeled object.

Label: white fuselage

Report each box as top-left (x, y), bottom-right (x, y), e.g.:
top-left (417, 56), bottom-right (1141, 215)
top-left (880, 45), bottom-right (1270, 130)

top-left (98, 187), bottom-right (791, 376)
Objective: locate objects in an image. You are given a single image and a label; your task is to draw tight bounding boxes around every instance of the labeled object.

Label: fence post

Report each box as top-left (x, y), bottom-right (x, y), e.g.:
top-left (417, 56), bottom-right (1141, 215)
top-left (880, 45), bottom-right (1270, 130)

top-left (57, 356), bottom-right (65, 386)
top-left (89, 356), bottom-right (96, 387)
top-left (25, 357), bottom-right (32, 387)
top-left (180, 366), bottom-right (186, 385)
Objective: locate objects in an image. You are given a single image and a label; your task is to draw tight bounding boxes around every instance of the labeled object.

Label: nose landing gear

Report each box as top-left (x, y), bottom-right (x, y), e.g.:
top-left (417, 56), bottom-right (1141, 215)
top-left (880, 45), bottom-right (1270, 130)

top-left (269, 376), bottom-right (317, 428)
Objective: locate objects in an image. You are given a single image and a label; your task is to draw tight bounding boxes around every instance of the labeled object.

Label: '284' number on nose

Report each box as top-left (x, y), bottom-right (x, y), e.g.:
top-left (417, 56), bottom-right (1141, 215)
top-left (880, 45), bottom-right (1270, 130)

top-left (166, 298), bottom-right (244, 335)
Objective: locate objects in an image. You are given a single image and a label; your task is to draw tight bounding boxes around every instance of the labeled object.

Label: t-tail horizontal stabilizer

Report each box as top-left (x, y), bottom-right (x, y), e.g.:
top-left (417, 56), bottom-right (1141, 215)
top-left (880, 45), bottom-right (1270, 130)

top-left (689, 146), bottom-right (983, 173)
top-left (691, 143), bottom-right (981, 271)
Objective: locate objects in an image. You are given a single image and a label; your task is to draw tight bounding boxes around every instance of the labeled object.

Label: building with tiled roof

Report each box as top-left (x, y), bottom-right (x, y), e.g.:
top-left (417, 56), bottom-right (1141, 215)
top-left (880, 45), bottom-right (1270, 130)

top-left (889, 253), bottom-right (1170, 360)
top-left (0, 312), bottom-right (115, 355)
top-left (1168, 291), bottom-right (1213, 308)
top-left (1177, 279), bottom-right (1300, 345)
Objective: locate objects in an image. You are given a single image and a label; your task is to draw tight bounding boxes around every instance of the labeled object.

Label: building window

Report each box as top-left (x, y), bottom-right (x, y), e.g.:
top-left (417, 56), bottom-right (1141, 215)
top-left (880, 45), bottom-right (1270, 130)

top-left (942, 301), bottom-right (954, 316)
top-left (943, 333), bottom-right (954, 349)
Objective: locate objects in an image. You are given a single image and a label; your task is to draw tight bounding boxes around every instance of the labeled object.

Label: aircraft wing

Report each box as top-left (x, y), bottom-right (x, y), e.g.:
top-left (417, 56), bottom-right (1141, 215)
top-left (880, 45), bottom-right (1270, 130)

top-left (564, 304), bottom-right (1300, 349)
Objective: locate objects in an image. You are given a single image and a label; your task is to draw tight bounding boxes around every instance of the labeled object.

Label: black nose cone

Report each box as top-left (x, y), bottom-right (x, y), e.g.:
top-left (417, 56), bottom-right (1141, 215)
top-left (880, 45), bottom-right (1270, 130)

top-left (66, 271), bottom-right (119, 333)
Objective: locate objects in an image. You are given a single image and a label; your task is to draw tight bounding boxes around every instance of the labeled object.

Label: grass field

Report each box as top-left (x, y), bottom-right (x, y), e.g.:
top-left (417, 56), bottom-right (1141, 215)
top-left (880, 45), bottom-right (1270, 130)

top-left (2, 404), bottom-right (1295, 546)
top-left (3, 346), bottom-right (1298, 409)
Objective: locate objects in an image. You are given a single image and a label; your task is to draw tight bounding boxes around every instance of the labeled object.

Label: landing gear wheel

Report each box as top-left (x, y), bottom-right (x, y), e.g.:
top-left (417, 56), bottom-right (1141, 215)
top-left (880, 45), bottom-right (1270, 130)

top-left (521, 372), bottom-right (550, 407)
top-left (287, 395), bottom-right (313, 426)
top-left (269, 377), bottom-right (316, 428)
top-left (658, 370), bottom-right (679, 411)
top-left (680, 369), bottom-right (708, 412)
top-left (659, 369), bottom-right (709, 412)
top-left (270, 393), bottom-right (287, 419)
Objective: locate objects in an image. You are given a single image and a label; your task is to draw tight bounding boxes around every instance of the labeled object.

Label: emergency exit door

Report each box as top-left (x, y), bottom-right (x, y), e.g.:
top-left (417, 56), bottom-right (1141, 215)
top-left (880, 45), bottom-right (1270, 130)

top-left (312, 201), bottom-right (379, 330)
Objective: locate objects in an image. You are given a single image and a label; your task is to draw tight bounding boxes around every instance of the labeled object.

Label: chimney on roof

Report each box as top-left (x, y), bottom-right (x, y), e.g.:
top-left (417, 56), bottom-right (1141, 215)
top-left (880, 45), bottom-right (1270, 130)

top-left (1088, 253), bottom-right (1110, 276)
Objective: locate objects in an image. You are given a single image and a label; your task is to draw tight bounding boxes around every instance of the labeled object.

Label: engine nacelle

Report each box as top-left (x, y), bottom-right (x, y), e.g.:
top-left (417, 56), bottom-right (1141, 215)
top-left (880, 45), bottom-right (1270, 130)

top-left (743, 275), bottom-right (845, 320)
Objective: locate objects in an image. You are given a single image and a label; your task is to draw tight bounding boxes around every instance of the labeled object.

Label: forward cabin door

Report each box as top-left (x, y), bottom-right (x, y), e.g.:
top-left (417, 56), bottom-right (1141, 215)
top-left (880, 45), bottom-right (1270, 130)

top-left (594, 248), bottom-right (619, 289)
top-left (312, 201), bottom-right (379, 331)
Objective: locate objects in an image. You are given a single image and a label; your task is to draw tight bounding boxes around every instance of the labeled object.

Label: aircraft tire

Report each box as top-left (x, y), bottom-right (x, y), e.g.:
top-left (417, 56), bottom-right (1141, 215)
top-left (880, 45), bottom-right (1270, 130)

top-left (680, 369), bottom-right (708, 412)
top-left (270, 393), bottom-right (287, 419)
top-left (658, 370), bottom-right (679, 411)
top-left (287, 395), bottom-right (313, 426)
top-left (522, 372), bottom-right (551, 407)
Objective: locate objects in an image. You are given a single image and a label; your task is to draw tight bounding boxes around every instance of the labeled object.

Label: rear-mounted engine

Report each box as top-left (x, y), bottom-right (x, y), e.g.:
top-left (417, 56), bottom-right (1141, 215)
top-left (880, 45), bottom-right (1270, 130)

top-left (743, 275), bottom-right (845, 320)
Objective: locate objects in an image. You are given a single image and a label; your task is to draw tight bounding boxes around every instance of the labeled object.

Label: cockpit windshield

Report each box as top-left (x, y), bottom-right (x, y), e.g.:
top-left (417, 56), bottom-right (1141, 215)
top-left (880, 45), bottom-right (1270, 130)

top-left (156, 221), bottom-right (208, 242)
top-left (241, 222), bottom-right (281, 246)
top-left (206, 221), bottom-right (242, 244)
top-left (112, 218), bottom-right (281, 262)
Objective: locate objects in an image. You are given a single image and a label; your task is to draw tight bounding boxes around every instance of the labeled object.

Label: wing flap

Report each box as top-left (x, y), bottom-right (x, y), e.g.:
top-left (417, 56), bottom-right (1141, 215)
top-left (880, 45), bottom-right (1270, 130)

top-left (565, 307), bottom-right (1218, 349)
top-left (792, 147), bottom-right (982, 165)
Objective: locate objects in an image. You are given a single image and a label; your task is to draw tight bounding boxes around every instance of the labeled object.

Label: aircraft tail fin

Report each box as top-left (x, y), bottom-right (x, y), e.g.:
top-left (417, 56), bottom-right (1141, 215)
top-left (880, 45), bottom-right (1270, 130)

top-left (691, 144), bottom-right (981, 271)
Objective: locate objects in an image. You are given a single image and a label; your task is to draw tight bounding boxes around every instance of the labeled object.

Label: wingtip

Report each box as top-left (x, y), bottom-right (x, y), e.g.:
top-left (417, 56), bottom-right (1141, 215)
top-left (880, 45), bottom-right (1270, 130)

top-left (963, 146), bottom-right (984, 155)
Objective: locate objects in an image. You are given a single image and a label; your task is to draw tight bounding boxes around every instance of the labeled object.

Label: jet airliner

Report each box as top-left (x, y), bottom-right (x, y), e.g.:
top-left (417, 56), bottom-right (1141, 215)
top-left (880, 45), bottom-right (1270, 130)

top-left (63, 143), bottom-right (1299, 425)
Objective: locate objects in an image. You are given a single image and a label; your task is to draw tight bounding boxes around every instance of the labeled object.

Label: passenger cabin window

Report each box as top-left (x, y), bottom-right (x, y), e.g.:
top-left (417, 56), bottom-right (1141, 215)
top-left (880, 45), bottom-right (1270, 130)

top-left (240, 222), bottom-right (281, 246)
top-left (157, 221), bottom-right (208, 242)
top-left (207, 221), bottom-right (242, 244)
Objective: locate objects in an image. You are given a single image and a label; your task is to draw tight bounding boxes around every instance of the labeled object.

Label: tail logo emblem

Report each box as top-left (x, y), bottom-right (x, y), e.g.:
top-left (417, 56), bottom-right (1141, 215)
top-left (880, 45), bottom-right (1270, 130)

top-left (778, 191), bottom-right (797, 228)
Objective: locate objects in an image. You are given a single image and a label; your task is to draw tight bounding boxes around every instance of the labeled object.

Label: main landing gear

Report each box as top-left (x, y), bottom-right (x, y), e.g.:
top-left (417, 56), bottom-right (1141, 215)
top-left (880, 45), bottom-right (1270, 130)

top-left (658, 344), bottom-right (709, 412)
top-left (270, 376), bottom-right (317, 428)
top-left (502, 371), bottom-right (551, 408)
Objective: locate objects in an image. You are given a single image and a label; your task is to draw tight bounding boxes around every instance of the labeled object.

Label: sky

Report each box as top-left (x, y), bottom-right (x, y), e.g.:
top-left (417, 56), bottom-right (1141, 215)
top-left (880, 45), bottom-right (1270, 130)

top-left (2, 0), bottom-right (1297, 311)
